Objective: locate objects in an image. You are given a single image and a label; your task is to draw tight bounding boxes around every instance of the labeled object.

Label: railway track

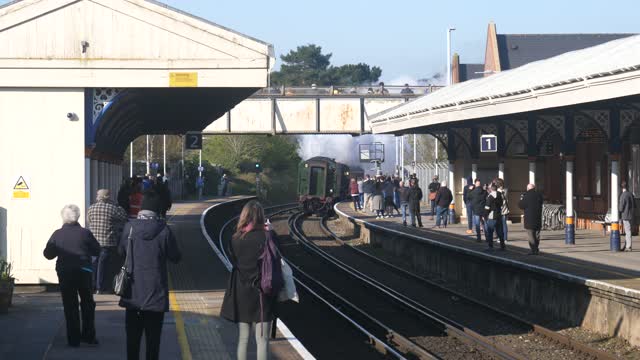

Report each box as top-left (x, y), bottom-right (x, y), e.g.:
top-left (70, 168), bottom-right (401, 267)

top-left (214, 203), bottom-right (398, 359)
top-left (296, 211), bottom-right (616, 360)
top-left (210, 200), bottom-right (616, 359)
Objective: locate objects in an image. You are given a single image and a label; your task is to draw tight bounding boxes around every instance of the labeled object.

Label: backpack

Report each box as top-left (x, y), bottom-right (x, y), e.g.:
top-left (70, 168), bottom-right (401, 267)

top-left (259, 231), bottom-right (284, 297)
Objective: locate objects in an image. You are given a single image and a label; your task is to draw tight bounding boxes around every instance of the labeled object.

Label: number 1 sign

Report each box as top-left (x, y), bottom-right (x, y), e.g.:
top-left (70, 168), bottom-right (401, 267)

top-left (480, 134), bottom-right (497, 152)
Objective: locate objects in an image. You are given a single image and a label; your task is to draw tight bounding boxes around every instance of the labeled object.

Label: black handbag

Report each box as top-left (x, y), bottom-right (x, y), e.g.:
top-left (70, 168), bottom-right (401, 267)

top-left (113, 226), bottom-right (134, 297)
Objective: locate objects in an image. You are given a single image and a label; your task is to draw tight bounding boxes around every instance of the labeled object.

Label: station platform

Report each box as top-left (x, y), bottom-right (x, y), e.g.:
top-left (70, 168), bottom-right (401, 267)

top-left (335, 202), bottom-right (640, 297)
top-left (0, 199), bottom-right (308, 360)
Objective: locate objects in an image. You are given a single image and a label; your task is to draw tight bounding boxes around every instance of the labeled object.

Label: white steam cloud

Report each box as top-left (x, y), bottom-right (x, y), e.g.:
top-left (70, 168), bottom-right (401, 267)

top-left (298, 134), bottom-right (397, 175)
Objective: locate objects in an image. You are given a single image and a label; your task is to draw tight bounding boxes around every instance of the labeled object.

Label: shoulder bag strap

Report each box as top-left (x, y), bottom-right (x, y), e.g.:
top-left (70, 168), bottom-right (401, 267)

top-left (125, 226), bottom-right (134, 273)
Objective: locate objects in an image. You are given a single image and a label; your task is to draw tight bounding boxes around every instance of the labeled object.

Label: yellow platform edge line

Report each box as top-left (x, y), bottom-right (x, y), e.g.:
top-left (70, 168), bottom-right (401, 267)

top-left (169, 275), bottom-right (193, 360)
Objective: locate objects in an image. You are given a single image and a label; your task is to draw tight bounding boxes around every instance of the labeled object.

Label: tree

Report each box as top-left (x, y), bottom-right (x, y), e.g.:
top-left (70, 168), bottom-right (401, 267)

top-left (271, 44), bottom-right (382, 86)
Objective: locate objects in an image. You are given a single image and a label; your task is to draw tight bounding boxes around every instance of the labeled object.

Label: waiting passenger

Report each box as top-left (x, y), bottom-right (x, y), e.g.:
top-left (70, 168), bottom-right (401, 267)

top-left (118, 190), bottom-right (181, 360)
top-left (350, 178), bottom-right (362, 211)
top-left (619, 181), bottom-right (635, 252)
top-left (383, 177), bottom-right (398, 217)
top-left (468, 179), bottom-right (487, 242)
top-left (362, 175), bottom-right (374, 213)
top-left (87, 189), bottom-right (128, 294)
top-left (495, 178), bottom-right (510, 243)
top-left (153, 175), bottom-right (172, 218)
top-left (128, 182), bottom-right (143, 219)
top-left (408, 179), bottom-right (424, 227)
top-left (428, 176), bottom-right (440, 219)
top-left (357, 177), bottom-right (364, 208)
top-left (398, 181), bottom-right (411, 226)
top-left (463, 177), bottom-right (475, 234)
top-left (43, 204), bottom-right (101, 347)
top-left (484, 184), bottom-right (505, 251)
top-left (221, 201), bottom-right (277, 360)
top-left (434, 181), bottom-right (453, 228)
top-left (372, 177), bottom-right (385, 219)
top-left (519, 184), bottom-right (544, 255)
top-left (117, 177), bottom-right (132, 214)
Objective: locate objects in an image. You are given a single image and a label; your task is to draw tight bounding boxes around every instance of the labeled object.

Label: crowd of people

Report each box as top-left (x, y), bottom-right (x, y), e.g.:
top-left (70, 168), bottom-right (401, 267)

top-left (350, 174), bottom-right (425, 227)
top-left (42, 173), bottom-right (179, 360)
top-left (350, 172), bottom-right (547, 255)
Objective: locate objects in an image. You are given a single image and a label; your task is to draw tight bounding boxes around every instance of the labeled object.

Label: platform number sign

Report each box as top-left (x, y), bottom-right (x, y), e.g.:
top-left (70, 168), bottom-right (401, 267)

top-left (480, 134), bottom-right (497, 153)
top-left (185, 132), bottom-right (202, 150)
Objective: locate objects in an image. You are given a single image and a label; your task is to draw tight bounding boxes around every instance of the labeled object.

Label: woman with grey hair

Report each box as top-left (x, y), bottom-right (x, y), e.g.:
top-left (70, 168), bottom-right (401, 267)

top-left (44, 204), bottom-right (101, 347)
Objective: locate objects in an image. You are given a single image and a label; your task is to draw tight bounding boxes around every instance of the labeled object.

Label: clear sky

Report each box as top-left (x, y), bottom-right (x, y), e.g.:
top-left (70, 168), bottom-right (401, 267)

top-left (2, 0), bottom-right (638, 84)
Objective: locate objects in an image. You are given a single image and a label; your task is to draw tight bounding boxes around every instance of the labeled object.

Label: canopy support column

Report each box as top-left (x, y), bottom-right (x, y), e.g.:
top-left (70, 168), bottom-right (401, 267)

top-left (565, 157), bottom-right (575, 245)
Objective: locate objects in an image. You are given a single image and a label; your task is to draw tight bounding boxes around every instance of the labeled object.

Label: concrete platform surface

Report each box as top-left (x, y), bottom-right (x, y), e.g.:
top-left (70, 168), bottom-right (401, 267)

top-left (0, 198), bottom-right (307, 360)
top-left (336, 202), bottom-right (640, 295)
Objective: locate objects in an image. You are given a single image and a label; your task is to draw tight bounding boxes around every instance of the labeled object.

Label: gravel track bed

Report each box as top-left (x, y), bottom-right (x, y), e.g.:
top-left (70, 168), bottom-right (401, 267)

top-left (315, 217), bottom-right (593, 360)
top-left (281, 215), bottom-right (491, 359)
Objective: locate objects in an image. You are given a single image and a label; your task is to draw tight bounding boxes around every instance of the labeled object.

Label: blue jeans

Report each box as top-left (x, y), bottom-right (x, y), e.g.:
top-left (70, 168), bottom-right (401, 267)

top-left (430, 199), bottom-right (437, 216)
top-left (501, 216), bottom-right (508, 242)
top-left (93, 246), bottom-right (114, 291)
top-left (435, 206), bottom-right (449, 227)
top-left (394, 192), bottom-right (400, 208)
top-left (359, 193), bottom-right (364, 205)
top-left (465, 203), bottom-right (473, 230)
top-left (485, 218), bottom-right (504, 248)
top-left (473, 215), bottom-right (483, 242)
top-left (401, 203), bottom-right (409, 223)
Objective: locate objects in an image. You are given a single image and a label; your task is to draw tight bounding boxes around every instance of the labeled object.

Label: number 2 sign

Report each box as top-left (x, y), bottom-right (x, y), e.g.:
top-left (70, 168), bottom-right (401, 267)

top-left (480, 134), bottom-right (497, 152)
top-left (185, 132), bottom-right (203, 150)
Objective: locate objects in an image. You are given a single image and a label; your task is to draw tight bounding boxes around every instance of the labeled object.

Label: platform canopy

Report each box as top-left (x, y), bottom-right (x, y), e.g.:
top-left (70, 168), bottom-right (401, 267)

top-left (0, 0), bottom-right (276, 159)
top-left (0, 0), bottom-right (274, 87)
top-left (370, 35), bottom-right (640, 134)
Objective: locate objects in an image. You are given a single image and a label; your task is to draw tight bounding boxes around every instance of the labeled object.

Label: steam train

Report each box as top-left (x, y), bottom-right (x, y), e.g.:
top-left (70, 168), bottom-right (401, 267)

top-left (297, 157), bottom-right (363, 215)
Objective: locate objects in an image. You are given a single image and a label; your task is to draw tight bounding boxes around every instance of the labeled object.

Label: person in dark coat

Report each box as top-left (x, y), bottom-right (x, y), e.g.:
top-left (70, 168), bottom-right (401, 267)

top-left (468, 179), bottom-right (487, 242)
top-left (434, 181), bottom-right (453, 228)
top-left (152, 176), bottom-right (172, 218)
top-left (117, 177), bottom-right (131, 213)
top-left (518, 183), bottom-right (544, 255)
top-left (427, 176), bottom-right (440, 219)
top-left (44, 204), bottom-right (101, 347)
top-left (408, 179), bottom-right (424, 227)
top-left (484, 184), bottom-right (505, 250)
top-left (463, 177), bottom-right (475, 234)
top-left (398, 181), bottom-right (411, 226)
top-left (620, 181), bottom-right (635, 252)
top-left (118, 190), bottom-right (181, 360)
top-left (221, 201), bottom-right (277, 360)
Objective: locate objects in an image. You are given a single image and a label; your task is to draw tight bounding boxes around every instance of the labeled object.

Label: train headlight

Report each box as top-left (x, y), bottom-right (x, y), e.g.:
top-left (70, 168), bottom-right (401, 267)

top-left (329, 189), bottom-right (334, 193)
top-left (345, 171), bottom-right (350, 176)
top-left (304, 163), bottom-right (309, 168)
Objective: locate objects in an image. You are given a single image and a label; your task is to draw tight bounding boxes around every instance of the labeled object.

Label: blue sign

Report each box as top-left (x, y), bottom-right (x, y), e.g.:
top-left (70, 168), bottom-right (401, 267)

top-left (480, 134), bottom-right (497, 152)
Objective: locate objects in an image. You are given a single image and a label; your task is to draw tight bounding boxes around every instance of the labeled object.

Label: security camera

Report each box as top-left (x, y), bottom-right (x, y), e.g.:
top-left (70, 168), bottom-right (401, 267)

top-left (67, 112), bottom-right (77, 121)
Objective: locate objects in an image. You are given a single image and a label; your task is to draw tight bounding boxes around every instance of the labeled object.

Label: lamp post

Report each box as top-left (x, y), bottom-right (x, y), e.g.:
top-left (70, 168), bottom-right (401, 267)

top-left (446, 26), bottom-right (456, 86)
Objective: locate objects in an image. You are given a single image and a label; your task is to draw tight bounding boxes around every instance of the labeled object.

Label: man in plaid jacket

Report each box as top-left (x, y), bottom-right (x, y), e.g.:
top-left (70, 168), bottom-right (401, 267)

top-left (88, 189), bottom-right (128, 294)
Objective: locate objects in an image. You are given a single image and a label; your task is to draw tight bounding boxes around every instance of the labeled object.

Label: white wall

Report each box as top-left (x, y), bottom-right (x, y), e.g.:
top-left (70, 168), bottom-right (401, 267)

top-left (0, 89), bottom-right (86, 283)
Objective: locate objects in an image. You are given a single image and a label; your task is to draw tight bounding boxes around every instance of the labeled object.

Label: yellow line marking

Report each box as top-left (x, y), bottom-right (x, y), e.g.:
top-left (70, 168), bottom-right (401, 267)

top-left (169, 275), bottom-right (193, 360)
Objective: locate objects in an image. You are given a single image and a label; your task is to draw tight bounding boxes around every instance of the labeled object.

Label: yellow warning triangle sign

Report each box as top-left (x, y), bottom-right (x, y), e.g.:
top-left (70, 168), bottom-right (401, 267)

top-left (14, 176), bottom-right (29, 190)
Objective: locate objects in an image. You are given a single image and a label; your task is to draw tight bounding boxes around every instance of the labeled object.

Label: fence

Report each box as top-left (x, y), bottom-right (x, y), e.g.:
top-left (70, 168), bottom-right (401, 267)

top-left (408, 162), bottom-right (449, 185)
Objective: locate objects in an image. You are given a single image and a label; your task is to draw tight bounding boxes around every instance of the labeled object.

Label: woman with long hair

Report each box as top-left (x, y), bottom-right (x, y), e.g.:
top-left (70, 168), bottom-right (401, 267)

top-left (221, 200), bottom-right (277, 360)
